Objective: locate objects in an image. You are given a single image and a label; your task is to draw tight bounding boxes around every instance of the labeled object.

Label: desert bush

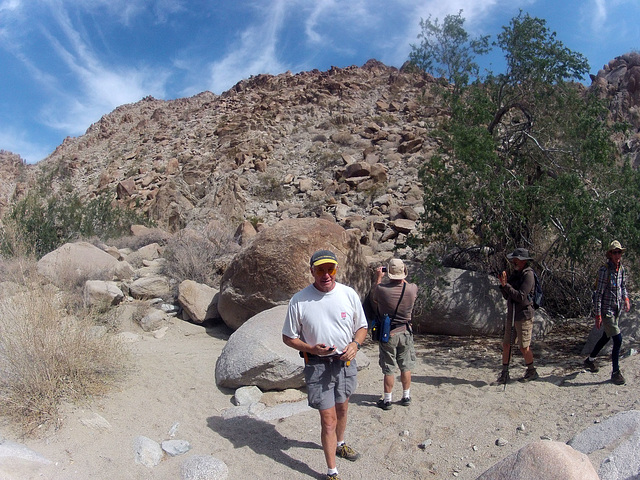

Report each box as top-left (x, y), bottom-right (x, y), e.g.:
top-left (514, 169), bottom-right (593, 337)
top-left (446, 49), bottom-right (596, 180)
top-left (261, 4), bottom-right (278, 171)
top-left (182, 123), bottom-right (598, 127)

top-left (163, 225), bottom-right (238, 287)
top-left (1, 190), bottom-right (152, 259)
top-left (0, 287), bottom-right (127, 434)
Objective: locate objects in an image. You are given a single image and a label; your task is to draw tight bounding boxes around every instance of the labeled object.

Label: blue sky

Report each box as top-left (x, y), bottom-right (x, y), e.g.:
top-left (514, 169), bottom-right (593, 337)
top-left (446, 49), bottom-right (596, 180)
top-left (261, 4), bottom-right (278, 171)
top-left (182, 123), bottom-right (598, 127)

top-left (1, 0), bottom-right (639, 164)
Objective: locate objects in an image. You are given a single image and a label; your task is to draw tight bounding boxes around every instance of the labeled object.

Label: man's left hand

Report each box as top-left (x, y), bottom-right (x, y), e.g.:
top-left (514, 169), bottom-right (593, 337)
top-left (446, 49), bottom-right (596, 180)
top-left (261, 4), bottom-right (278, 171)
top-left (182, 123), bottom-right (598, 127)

top-left (340, 342), bottom-right (358, 362)
top-left (625, 298), bottom-right (631, 312)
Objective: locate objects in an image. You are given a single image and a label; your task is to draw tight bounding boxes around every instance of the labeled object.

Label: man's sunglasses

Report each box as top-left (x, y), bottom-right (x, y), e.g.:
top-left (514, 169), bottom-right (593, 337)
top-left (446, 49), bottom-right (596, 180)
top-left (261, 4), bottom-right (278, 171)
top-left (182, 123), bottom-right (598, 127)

top-left (314, 265), bottom-right (337, 275)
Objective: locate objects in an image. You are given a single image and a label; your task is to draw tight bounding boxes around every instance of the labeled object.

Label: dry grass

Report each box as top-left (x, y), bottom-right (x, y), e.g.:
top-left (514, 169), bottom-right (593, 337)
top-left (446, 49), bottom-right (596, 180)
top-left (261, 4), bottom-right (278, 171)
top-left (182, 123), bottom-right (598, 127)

top-left (0, 286), bottom-right (128, 435)
top-left (163, 225), bottom-right (238, 287)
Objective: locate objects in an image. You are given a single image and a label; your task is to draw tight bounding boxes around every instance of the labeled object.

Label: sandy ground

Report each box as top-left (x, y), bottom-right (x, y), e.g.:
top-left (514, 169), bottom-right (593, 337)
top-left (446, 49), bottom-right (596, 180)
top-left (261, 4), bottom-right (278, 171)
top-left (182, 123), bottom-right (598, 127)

top-left (2, 316), bottom-right (640, 480)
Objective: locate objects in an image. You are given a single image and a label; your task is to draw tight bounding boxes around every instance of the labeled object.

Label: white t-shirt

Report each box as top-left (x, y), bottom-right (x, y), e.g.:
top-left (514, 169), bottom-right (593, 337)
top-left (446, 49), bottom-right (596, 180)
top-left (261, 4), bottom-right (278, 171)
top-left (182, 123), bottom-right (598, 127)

top-left (282, 282), bottom-right (367, 353)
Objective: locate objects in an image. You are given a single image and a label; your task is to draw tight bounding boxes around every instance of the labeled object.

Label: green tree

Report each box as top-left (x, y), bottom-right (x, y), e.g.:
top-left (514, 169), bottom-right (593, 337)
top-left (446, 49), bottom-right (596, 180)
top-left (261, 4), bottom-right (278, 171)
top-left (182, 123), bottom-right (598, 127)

top-left (409, 10), bottom-right (490, 91)
top-left (410, 11), bottom-right (640, 316)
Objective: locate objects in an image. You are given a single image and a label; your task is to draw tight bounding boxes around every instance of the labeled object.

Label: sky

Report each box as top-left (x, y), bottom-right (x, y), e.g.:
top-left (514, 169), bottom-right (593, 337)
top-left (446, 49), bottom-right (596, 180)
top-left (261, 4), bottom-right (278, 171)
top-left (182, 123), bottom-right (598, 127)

top-left (1, 0), bottom-right (639, 164)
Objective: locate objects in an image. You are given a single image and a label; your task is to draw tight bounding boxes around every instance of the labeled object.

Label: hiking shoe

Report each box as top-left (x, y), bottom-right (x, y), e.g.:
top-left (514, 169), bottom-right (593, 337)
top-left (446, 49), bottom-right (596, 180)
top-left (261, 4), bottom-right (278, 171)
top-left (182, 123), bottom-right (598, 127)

top-left (376, 399), bottom-right (392, 410)
top-left (400, 396), bottom-right (411, 406)
top-left (326, 474), bottom-right (341, 480)
top-left (336, 443), bottom-right (360, 461)
top-left (519, 368), bottom-right (539, 383)
top-left (491, 370), bottom-right (510, 385)
top-left (611, 370), bottom-right (626, 385)
top-left (584, 358), bottom-right (599, 373)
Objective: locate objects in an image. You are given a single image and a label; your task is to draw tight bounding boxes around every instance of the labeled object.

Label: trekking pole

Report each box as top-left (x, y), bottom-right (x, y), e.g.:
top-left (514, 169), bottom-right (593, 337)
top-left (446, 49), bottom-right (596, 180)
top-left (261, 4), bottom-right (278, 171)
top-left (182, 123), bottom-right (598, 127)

top-left (504, 307), bottom-right (515, 392)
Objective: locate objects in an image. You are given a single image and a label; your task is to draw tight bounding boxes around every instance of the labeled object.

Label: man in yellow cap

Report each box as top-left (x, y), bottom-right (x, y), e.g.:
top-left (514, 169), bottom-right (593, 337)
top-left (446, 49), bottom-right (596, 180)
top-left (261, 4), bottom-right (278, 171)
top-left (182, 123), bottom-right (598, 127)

top-left (283, 249), bottom-right (368, 480)
top-left (584, 240), bottom-right (631, 385)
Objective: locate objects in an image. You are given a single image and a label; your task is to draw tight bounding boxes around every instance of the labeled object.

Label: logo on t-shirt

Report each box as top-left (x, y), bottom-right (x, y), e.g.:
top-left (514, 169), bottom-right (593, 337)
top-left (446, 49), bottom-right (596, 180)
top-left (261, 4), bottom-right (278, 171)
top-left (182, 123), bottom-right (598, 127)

top-left (341, 312), bottom-right (346, 319)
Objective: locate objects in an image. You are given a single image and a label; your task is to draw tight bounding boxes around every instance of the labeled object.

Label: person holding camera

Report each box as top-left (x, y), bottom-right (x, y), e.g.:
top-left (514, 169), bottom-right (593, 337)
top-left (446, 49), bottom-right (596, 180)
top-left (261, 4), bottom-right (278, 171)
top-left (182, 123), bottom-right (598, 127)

top-left (282, 250), bottom-right (368, 480)
top-left (370, 258), bottom-right (418, 410)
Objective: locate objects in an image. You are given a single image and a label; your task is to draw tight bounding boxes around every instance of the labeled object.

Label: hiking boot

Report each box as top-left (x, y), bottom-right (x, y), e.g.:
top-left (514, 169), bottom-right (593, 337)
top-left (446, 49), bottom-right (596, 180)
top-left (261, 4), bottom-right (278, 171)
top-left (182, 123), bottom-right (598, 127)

top-left (611, 370), bottom-right (626, 385)
top-left (519, 368), bottom-right (539, 383)
top-left (400, 396), bottom-right (411, 406)
top-left (583, 358), bottom-right (599, 373)
top-left (326, 474), bottom-right (341, 480)
top-left (491, 370), bottom-right (509, 385)
top-left (336, 443), bottom-right (360, 461)
top-left (376, 399), bottom-right (392, 410)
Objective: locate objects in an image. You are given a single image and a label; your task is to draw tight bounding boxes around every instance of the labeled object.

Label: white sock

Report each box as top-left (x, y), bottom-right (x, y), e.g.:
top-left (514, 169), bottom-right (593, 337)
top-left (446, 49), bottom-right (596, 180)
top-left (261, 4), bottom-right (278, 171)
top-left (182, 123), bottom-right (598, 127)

top-left (403, 389), bottom-right (410, 399)
top-left (384, 392), bottom-right (392, 402)
top-left (328, 467), bottom-right (338, 475)
top-left (589, 356), bottom-right (596, 362)
top-left (337, 440), bottom-right (345, 447)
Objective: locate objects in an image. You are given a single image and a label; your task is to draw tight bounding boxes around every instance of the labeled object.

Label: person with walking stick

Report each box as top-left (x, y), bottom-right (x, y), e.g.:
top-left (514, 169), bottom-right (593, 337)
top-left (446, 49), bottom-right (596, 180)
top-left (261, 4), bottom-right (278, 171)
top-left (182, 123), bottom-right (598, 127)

top-left (492, 248), bottom-right (538, 385)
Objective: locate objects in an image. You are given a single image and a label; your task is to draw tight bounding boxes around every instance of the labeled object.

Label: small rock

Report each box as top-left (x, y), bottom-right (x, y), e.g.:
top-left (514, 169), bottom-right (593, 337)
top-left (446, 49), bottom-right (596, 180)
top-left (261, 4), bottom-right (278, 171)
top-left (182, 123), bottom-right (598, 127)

top-left (517, 424), bottom-right (525, 432)
top-left (418, 439), bottom-right (432, 450)
top-left (400, 430), bottom-right (410, 437)
top-left (495, 437), bottom-right (508, 447)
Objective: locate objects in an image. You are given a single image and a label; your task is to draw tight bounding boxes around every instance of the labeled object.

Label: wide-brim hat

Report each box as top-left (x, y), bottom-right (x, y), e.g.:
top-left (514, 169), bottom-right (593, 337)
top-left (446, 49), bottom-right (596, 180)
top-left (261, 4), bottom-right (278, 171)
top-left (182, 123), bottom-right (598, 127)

top-left (310, 249), bottom-right (338, 267)
top-left (607, 240), bottom-right (626, 252)
top-left (387, 258), bottom-right (407, 280)
top-left (506, 248), bottom-right (534, 261)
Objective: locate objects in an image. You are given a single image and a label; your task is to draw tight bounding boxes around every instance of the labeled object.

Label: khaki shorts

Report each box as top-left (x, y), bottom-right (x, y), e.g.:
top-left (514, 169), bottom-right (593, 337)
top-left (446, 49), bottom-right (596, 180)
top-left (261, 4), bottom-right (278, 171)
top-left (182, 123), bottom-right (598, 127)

top-left (304, 357), bottom-right (357, 410)
top-left (378, 331), bottom-right (416, 375)
top-left (602, 311), bottom-right (621, 337)
top-left (502, 318), bottom-right (533, 349)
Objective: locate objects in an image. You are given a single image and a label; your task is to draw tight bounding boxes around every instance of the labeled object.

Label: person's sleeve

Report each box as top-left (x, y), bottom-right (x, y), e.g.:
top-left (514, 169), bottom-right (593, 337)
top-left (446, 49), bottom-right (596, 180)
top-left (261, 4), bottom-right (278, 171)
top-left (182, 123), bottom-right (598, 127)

top-left (282, 300), bottom-right (300, 339)
top-left (622, 266), bottom-right (629, 300)
top-left (352, 291), bottom-right (369, 331)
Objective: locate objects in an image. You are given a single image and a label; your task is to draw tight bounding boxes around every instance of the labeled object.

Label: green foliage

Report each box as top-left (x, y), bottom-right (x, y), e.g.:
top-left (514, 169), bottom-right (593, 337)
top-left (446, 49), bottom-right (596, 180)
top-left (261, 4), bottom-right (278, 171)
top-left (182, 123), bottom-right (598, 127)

top-left (1, 191), bottom-right (151, 258)
top-left (410, 11), bottom-right (640, 317)
top-left (409, 10), bottom-right (490, 90)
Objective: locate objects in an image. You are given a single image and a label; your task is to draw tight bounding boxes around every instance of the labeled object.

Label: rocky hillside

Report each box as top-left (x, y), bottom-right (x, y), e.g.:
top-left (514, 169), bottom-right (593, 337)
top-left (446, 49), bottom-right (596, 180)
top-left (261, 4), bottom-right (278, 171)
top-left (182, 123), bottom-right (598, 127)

top-left (2, 54), bottom-right (640, 262)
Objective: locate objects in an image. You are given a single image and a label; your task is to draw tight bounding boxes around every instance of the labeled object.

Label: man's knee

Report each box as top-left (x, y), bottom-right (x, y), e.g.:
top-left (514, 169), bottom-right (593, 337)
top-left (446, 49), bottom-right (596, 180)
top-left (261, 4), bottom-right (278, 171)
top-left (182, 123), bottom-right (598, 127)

top-left (319, 408), bottom-right (338, 431)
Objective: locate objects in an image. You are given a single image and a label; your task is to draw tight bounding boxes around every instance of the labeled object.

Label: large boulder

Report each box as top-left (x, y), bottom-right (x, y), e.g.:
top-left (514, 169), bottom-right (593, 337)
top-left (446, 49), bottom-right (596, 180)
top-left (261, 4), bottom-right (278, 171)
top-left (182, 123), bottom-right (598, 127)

top-left (217, 217), bottom-right (369, 330)
top-left (178, 280), bottom-right (219, 323)
top-left (215, 305), bottom-right (304, 390)
top-left (568, 410), bottom-right (640, 480)
top-left (215, 305), bottom-right (369, 390)
top-left (414, 267), bottom-right (552, 337)
top-left (477, 440), bottom-right (598, 480)
top-left (37, 241), bottom-right (121, 286)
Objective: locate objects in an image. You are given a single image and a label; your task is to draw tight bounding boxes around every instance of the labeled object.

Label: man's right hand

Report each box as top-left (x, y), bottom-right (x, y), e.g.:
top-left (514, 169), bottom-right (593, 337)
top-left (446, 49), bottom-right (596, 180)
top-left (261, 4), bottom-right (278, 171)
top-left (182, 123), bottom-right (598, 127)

top-left (314, 344), bottom-right (337, 355)
top-left (595, 315), bottom-right (602, 329)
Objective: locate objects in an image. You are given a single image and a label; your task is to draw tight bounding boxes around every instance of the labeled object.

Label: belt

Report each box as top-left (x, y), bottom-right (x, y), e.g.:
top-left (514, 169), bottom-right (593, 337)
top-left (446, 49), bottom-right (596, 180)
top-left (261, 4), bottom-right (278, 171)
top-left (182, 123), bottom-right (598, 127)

top-left (300, 351), bottom-right (350, 365)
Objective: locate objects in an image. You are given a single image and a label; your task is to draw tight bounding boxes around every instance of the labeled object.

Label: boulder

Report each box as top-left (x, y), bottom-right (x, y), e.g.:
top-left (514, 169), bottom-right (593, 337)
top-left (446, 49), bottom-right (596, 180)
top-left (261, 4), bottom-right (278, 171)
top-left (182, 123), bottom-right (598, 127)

top-left (415, 267), bottom-right (552, 337)
top-left (568, 410), bottom-right (640, 480)
top-left (178, 280), bottom-right (219, 323)
top-left (215, 305), bottom-right (304, 390)
top-left (83, 280), bottom-right (124, 308)
top-left (37, 241), bottom-right (121, 286)
top-left (218, 217), bottom-right (370, 330)
top-left (215, 305), bottom-right (370, 390)
top-left (477, 440), bottom-right (598, 480)
top-left (129, 275), bottom-right (172, 300)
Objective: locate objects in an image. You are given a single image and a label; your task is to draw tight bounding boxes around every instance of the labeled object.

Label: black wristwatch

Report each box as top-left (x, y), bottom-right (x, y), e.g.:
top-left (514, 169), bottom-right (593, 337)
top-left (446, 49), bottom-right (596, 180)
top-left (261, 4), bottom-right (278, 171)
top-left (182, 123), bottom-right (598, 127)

top-left (353, 341), bottom-right (361, 350)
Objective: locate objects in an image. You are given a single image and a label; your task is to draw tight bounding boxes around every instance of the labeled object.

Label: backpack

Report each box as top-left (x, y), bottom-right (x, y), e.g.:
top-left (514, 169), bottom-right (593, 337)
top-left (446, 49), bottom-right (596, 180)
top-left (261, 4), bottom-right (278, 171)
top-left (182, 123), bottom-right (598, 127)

top-left (530, 271), bottom-right (543, 310)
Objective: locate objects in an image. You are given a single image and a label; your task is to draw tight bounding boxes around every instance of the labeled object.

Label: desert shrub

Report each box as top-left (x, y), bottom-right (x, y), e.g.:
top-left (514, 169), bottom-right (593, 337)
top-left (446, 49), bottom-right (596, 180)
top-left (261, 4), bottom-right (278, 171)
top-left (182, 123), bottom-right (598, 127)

top-left (0, 287), bottom-right (127, 434)
top-left (163, 225), bottom-right (237, 287)
top-left (1, 190), bottom-right (152, 259)
top-left (253, 174), bottom-right (288, 201)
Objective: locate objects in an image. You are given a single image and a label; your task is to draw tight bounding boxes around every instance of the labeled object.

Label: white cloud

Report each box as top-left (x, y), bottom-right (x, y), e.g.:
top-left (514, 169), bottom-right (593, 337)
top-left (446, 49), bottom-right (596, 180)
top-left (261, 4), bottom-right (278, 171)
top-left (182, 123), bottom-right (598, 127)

top-left (205, 0), bottom-right (289, 93)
